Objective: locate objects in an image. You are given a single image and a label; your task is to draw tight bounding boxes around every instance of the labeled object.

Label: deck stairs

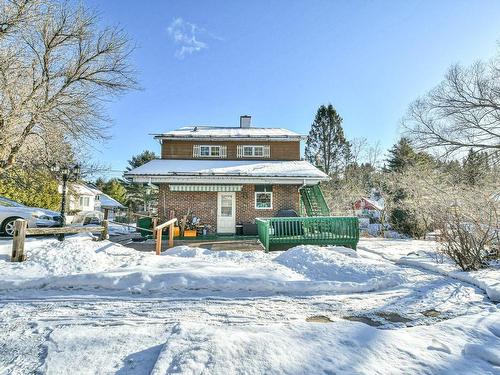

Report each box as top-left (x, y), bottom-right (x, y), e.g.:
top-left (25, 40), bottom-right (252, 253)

top-left (299, 185), bottom-right (330, 216)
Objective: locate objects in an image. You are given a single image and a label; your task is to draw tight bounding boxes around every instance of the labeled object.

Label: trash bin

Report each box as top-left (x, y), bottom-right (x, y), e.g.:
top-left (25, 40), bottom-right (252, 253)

top-left (136, 217), bottom-right (153, 238)
top-left (243, 223), bottom-right (258, 235)
top-left (236, 223), bottom-right (243, 235)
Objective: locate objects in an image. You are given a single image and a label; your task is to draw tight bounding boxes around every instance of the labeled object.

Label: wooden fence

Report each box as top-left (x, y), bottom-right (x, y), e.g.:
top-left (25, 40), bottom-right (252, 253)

top-left (10, 217), bottom-right (178, 261)
top-left (11, 219), bottom-right (109, 262)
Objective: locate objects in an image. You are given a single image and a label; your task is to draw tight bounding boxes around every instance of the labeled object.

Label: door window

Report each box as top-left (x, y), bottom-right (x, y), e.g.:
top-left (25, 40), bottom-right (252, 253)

top-left (220, 194), bottom-right (233, 216)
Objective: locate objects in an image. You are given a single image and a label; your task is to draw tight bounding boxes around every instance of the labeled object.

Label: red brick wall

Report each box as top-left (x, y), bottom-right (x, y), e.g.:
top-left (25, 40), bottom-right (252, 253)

top-left (158, 184), bottom-right (300, 233)
top-left (236, 185), bottom-right (300, 223)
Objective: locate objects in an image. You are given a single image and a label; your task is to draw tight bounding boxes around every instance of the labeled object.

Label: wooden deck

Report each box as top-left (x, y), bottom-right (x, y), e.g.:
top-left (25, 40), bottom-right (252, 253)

top-left (115, 236), bottom-right (264, 252)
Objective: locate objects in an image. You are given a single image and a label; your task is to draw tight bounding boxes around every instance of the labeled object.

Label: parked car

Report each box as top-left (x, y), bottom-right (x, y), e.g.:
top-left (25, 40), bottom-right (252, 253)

top-left (71, 211), bottom-right (103, 226)
top-left (0, 196), bottom-right (61, 237)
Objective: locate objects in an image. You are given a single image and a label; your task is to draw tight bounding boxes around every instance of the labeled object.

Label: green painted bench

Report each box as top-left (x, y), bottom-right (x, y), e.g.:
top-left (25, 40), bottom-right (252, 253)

top-left (256, 216), bottom-right (359, 252)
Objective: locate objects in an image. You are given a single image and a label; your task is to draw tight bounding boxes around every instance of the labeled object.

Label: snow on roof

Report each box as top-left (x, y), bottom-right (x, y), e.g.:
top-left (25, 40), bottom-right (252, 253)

top-left (153, 126), bottom-right (303, 140)
top-left (70, 183), bottom-right (125, 209)
top-left (125, 159), bottom-right (328, 180)
top-left (362, 197), bottom-right (384, 211)
top-left (99, 193), bottom-right (125, 209)
top-left (71, 183), bottom-right (101, 196)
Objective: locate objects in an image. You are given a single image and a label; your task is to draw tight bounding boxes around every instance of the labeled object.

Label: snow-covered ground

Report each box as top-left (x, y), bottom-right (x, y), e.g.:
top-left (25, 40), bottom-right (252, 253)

top-left (0, 236), bottom-right (498, 374)
top-left (357, 238), bottom-right (500, 302)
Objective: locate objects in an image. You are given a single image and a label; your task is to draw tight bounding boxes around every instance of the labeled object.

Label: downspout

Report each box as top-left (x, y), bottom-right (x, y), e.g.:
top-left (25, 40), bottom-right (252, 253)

top-left (298, 179), bottom-right (307, 216)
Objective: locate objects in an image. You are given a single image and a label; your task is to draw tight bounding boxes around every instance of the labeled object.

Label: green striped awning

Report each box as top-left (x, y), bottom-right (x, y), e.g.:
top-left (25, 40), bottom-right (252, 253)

top-left (169, 184), bottom-right (243, 192)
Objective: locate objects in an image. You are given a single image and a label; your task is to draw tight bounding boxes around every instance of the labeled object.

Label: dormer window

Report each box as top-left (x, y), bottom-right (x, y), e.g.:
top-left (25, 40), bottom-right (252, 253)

top-left (237, 145), bottom-right (270, 158)
top-left (193, 145), bottom-right (227, 158)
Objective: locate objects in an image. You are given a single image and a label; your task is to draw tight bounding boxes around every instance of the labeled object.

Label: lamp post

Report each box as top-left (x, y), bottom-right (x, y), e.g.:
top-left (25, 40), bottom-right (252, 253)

top-left (50, 163), bottom-right (81, 241)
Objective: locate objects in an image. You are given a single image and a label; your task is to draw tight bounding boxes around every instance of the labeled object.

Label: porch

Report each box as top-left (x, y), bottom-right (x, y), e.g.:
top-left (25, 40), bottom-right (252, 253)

top-left (129, 216), bottom-right (359, 253)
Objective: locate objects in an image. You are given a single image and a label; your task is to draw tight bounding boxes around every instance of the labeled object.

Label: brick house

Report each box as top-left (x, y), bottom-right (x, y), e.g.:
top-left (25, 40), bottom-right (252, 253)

top-left (125, 116), bottom-right (329, 234)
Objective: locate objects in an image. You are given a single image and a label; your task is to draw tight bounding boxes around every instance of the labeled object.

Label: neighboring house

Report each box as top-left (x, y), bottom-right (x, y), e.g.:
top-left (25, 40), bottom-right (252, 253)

top-left (67, 184), bottom-right (100, 212)
top-left (354, 196), bottom-right (385, 220)
top-left (125, 115), bottom-right (330, 234)
top-left (67, 183), bottom-right (125, 218)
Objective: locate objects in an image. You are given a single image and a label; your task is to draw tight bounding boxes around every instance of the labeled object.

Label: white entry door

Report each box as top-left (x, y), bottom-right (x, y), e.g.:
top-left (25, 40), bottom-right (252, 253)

top-left (217, 192), bottom-right (236, 233)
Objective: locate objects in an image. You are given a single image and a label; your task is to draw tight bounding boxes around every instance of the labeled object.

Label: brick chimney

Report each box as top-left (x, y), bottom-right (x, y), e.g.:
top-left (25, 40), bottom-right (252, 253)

top-left (240, 115), bottom-right (251, 128)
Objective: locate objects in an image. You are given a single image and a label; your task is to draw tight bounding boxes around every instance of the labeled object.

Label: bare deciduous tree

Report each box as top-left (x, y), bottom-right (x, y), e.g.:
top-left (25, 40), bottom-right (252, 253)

top-left (0, 0), bottom-right (137, 173)
top-left (386, 163), bottom-right (499, 268)
top-left (403, 59), bottom-right (500, 159)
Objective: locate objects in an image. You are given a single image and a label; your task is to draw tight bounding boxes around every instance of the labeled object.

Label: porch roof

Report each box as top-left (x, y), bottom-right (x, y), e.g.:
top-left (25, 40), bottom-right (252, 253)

top-left (124, 159), bottom-right (329, 185)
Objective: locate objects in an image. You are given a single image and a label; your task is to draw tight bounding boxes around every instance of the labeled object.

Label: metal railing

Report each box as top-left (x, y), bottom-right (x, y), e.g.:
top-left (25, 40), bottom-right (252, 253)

top-left (256, 216), bottom-right (359, 252)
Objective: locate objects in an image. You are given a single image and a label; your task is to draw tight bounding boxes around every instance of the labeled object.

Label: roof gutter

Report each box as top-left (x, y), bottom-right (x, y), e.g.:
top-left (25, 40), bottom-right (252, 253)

top-left (125, 174), bottom-right (327, 185)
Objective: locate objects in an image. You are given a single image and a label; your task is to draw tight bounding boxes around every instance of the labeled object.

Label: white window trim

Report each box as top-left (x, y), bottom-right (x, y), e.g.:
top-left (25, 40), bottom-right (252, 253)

top-left (237, 145), bottom-right (270, 158)
top-left (193, 145), bottom-right (227, 158)
top-left (254, 191), bottom-right (273, 209)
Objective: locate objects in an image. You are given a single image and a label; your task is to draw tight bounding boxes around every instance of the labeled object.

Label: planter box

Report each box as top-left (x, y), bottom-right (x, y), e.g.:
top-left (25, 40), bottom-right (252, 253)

top-left (184, 229), bottom-right (197, 237)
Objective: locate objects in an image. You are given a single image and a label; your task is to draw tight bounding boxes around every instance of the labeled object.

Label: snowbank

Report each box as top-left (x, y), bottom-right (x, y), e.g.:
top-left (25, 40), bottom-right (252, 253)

top-left (0, 240), bottom-right (407, 296)
top-left (147, 309), bottom-right (500, 374)
top-left (398, 253), bottom-right (500, 302)
top-left (275, 245), bottom-right (406, 285)
top-left (358, 238), bottom-right (500, 302)
top-left (0, 235), bottom-right (142, 289)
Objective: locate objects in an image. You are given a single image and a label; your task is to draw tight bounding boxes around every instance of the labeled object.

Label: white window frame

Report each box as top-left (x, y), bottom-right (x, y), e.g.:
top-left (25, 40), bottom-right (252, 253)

top-left (79, 196), bottom-right (90, 208)
top-left (255, 192), bottom-right (273, 209)
top-left (237, 145), bottom-right (270, 158)
top-left (193, 145), bottom-right (227, 158)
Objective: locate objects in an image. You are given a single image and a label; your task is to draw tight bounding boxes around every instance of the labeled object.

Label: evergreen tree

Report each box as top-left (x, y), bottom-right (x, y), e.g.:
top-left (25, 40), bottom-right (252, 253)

top-left (384, 138), bottom-right (434, 237)
top-left (102, 179), bottom-right (127, 204)
top-left (462, 149), bottom-right (489, 186)
top-left (385, 138), bottom-right (434, 172)
top-left (126, 151), bottom-right (158, 171)
top-left (0, 168), bottom-right (60, 210)
top-left (124, 150), bottom-right (159, 212)
top-left (94, 177), bottom-right (106, 191)
top-left (385, 138), bottom-right (417, 172)
top-left (305, 104), bottom-right (351, 175)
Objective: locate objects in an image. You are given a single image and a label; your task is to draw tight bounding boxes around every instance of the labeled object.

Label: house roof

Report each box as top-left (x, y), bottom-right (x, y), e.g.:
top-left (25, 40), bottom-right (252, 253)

top-left (124, 159), bottom-right (329, 185)
top-left (70, 183), bottom-right (101, 196)
top-left (357, 197), bottom-right (384, 211)
top-left (70, 183), bottom-right (125, 209)
top-left (152, 126), bottom-right (304, 141)
top-left (99, 192), bottom-right (126, 210)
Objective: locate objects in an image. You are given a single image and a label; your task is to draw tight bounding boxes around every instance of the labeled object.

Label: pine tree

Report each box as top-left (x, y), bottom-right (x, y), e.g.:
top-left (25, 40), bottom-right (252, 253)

top-left (126, 151), bottom-right (158, 171)
top-left (385, 138), bottom-right (417, 172)
top-left (462, 149), bottom-right (489, 186)
top-left (94, 177), bottom-right (106, 191)
top-left (305, 104), bottom-right (351, 175)
top-left (124, 150), bottom-right (158, 213)
top-left (102, 179), bottom-right (127, 204)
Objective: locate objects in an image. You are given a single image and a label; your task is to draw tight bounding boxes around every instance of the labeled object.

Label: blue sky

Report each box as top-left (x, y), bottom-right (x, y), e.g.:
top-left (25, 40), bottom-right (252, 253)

top-left (85, 0), bottom-right (500, 178)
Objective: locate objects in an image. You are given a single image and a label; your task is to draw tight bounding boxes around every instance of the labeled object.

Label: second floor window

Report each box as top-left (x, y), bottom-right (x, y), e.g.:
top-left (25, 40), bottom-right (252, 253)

top-left (237, 145), bottom-right (270, 158)
top-left (193, 145), bottom-right (227, 158)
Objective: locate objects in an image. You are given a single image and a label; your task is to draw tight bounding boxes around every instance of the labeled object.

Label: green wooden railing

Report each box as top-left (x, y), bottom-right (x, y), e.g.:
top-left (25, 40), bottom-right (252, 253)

top-left (256, 216), bottom-right (359, 252)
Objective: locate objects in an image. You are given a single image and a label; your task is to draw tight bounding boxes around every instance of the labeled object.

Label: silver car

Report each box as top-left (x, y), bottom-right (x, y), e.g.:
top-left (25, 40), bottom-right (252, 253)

top-left (0, 196), bottom-right (61, 236)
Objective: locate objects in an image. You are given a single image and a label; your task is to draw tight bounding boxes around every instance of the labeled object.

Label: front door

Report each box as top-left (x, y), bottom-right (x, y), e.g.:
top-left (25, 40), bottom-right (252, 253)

top-left (217, 192), bottom-right (235, 233)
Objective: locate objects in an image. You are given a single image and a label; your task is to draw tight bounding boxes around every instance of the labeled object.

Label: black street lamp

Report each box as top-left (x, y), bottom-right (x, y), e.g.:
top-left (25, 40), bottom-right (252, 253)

top-left (50, 163), bottom-right (81, 241)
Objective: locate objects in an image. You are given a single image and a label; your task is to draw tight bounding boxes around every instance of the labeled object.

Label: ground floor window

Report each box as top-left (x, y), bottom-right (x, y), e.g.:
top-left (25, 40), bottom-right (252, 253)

top-left (79, 196), bottom-right (90, 208)
top-left (255, 185), bottom-right (273, 209)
